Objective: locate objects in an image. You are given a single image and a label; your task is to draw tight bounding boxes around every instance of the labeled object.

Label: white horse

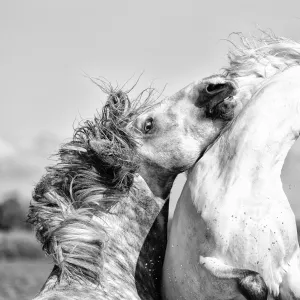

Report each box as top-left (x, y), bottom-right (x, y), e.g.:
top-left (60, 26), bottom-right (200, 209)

top-left (28, 75), bottom-right (237, 300)
top-left (163, 34), bottom-right (300, 300)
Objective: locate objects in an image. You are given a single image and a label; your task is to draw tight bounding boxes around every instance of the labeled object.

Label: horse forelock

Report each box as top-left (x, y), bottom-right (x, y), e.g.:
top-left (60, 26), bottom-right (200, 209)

top-left (28, 81), bottom-right (158, 286)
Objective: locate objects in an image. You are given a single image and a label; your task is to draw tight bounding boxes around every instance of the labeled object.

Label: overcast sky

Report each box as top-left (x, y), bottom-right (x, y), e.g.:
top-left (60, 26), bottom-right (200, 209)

top-left (1, 0), bottom-right (300, 217)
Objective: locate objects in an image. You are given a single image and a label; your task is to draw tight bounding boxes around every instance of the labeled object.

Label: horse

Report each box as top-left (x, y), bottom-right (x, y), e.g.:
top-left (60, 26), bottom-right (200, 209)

top-left (28, 75), bottom-right (238, 300)
top-left (163, 33), bottom-right (300, 300)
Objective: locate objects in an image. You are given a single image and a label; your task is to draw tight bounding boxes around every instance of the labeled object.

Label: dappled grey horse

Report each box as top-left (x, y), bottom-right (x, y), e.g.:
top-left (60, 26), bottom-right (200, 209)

top-left (28, 74), bottom-right (238, 300)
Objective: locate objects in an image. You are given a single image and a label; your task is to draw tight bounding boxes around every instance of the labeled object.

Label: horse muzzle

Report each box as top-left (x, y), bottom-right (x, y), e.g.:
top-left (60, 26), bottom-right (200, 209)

top-left (204, 77), bottom-right (238, 120)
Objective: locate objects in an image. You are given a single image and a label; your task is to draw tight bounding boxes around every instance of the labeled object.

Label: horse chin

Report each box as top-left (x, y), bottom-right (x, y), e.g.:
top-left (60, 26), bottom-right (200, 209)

top-left (207, 96), bottom-right (238, 120)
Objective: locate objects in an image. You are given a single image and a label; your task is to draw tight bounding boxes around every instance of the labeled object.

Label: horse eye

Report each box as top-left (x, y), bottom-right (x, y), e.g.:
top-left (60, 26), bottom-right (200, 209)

top-left (144, 118), bottom-right (153, 134)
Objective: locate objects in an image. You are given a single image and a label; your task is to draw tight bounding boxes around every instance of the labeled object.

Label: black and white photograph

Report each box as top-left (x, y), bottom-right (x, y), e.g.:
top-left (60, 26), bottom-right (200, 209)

top-left (1, 1), bottom-right (300, 299)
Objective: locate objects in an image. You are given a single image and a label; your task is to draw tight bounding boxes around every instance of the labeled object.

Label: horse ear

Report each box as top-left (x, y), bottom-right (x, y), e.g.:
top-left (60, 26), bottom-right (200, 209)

top-left (109, 90), bottom-right (128, 105)
top-left (88, 139), bottom-right (118, 166)
top-left (88, 139), bottom-right (137, 192)
top-left (88, 139), bottom-right (131, 167)
top-left (89, 139), bottom-right (112, 154)
top-left (106, 91), bottom-right (130, 119)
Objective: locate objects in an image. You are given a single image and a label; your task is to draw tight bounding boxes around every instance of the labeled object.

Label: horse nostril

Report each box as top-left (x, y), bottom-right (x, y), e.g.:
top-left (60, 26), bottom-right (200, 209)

top-left (206, 83), bottom-right (227, 95)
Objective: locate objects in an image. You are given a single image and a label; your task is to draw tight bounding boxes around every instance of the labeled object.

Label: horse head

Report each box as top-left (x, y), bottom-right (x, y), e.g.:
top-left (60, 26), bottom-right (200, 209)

top-left (131, 75), bottom-right (237, 198)
top-left (28, 74), bottom-right (238, 300)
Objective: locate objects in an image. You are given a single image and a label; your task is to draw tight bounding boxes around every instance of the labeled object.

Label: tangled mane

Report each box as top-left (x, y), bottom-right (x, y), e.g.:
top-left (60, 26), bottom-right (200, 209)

top-left (224, 31), bottom-right (300, 86)
top-left (28, 79), bottom-right (157, 285)
top-left (202, 31), bottom-right (300, 157)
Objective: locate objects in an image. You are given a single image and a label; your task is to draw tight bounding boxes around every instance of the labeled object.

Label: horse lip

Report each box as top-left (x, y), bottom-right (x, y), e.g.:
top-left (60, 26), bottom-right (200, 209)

top-left (210, 87), bottom-right (237, 110)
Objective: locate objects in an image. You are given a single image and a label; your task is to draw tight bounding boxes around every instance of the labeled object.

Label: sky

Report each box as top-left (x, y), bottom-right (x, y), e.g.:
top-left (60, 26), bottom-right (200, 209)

top-left (1, 0), bottom-right (300, 217)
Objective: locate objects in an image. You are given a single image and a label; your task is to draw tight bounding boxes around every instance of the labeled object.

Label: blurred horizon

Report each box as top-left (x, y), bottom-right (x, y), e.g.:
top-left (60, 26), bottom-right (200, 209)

top-left (1, 0), bottom-right (300, 219)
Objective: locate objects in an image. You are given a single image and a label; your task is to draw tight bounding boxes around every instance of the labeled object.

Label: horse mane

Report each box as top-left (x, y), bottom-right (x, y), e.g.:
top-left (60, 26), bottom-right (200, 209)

top-left (198, 31), bottom-right (300, 160)
top-left (224, 31), bottom-right (300, 79)
top-left (27, 79), bottom-right (157, 285)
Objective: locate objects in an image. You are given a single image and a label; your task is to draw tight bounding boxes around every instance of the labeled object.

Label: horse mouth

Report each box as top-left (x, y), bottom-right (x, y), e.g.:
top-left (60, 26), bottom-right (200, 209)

top-left (205, 81), bottom-right (238, 120)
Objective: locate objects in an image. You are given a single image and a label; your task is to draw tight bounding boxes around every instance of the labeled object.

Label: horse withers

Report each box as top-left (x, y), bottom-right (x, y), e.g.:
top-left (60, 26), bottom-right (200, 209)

top-left (28, 75), bottom-right (237, 300)
top-left (163, 34), bottom-right (300, 300)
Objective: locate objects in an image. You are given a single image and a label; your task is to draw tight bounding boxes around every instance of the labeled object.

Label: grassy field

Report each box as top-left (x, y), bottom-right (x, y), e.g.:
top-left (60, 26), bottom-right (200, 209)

top-left (0, 259), bottom-right (52, 300)
top-left (0, 230), bottom-right (52, 300)
top-left (0, 224), bottom-right (299, 300)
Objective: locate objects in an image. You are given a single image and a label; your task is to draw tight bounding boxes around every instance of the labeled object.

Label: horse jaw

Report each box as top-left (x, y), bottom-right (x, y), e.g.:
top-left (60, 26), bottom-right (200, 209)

top-left (138, 162), bottom-right (177, 199)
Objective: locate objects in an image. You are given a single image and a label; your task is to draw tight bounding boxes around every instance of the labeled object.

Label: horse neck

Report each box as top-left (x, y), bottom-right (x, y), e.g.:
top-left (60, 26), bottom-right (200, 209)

top-left (190, 66), bottom-right (300, 209)
top-left (105, 175), bottom-right (167, 256)
top-left (40, 175), bottom-right (169, 300)
top-left (88, 175), bottom-right (169, 299)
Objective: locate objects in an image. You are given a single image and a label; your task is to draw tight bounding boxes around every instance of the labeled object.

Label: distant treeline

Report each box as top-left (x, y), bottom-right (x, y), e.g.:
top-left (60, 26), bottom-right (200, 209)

top-left (0, 195), bottom-right (45, 259)
top-left (0, 194), bottom-right (31, 231)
